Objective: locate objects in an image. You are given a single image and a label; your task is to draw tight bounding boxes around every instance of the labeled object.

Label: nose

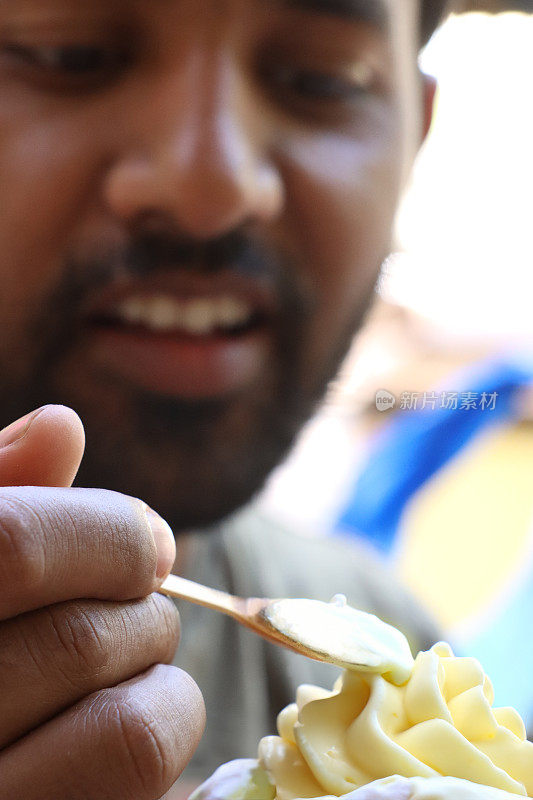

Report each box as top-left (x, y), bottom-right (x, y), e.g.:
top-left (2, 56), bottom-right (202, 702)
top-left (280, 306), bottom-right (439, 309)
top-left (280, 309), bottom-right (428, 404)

top-left (104, 60), bottom-right (284, 239)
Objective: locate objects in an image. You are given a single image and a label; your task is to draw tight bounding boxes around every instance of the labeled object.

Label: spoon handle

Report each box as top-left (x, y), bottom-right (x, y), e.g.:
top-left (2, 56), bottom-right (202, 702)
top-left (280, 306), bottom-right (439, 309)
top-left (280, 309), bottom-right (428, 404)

top-left (159, 574), bottom-right (246, 620)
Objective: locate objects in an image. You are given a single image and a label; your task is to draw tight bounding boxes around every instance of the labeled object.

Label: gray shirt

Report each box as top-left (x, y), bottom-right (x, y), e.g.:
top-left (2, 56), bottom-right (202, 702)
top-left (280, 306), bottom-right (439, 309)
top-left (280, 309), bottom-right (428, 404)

top-left (174, 507), bottom-right (440, 783)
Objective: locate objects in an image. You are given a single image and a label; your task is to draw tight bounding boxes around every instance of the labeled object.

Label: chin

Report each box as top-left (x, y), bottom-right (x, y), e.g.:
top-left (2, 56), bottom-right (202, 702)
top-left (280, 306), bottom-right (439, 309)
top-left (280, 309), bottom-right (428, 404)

top-left (73, 400), bottom-right (304, 533)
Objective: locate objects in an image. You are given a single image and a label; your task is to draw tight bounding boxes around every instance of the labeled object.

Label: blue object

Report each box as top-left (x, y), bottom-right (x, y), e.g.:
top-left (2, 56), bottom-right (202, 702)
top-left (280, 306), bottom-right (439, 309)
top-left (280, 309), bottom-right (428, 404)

top-left (336, 355), bottom-right (533, 554)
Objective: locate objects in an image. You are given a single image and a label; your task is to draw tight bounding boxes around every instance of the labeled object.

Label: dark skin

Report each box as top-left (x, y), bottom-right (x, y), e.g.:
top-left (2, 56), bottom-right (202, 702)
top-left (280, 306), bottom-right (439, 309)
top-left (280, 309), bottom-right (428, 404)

top-left (0, 0), bottom-right (434, 798)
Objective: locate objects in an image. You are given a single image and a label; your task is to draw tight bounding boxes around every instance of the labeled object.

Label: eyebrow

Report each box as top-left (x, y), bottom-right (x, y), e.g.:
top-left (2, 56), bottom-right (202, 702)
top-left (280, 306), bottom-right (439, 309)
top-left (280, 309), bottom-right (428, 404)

top-left (273, 0), bottom-right (389, 30)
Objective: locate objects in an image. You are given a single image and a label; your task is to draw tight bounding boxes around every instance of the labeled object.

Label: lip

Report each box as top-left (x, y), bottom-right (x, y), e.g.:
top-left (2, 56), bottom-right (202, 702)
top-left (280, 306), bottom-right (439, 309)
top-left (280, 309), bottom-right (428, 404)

top-left (82, 270), bottom-right (276, 399)
top-left (88, 324), bottom-right (271, 399)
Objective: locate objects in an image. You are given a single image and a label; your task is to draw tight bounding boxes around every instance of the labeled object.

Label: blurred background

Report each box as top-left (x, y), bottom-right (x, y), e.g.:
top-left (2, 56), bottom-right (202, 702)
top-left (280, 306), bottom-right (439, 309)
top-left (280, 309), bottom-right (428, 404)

top-left (257, 3), bottom-right (533, 725)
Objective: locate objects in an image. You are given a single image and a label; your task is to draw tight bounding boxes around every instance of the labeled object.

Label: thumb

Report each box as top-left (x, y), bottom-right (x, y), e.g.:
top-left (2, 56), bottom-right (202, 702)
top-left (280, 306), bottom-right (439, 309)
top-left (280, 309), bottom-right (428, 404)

top-left (0, 405), bottom-right (85, 488)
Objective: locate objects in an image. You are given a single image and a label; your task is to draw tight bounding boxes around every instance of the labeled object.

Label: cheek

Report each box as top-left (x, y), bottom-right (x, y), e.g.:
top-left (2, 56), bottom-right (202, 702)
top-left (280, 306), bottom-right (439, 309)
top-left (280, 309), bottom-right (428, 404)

top-left (276, 127), bottom-right (403, 366)
top-left (0, 100), bottom-right (104, 354)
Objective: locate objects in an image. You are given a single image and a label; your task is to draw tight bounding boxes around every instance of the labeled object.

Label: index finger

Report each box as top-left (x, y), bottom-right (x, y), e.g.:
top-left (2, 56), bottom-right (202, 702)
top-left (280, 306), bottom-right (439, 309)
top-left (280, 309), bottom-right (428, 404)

top-left (0, 487), bottom-right (176, 620)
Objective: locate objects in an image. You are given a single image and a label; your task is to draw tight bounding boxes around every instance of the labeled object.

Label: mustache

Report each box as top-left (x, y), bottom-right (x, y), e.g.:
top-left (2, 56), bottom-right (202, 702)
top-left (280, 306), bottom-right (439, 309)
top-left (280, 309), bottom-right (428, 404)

top-left (122, 228), bottom-right (280, 280)
top-left (60, 228), bottom-right (293, 301)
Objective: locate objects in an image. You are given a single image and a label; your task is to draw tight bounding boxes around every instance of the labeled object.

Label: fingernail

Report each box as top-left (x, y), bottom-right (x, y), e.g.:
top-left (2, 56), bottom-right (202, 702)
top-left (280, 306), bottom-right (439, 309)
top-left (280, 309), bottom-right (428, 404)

top-left (0, 407), bottom-right (45, 448)
top-left (144, 505), bottom-right (176, 580)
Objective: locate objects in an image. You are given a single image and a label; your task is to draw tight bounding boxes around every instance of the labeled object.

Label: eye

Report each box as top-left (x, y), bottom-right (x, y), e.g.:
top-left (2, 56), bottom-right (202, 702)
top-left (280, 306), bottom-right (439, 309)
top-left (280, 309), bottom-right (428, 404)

top-left (1, 42), bottom-right (130, 88)
top-left (261, 58), bottom-right (382, 125)
top-left (272, 66), bottom-right (370, 103)
top-left (267, 61), bottom-right (376, 105)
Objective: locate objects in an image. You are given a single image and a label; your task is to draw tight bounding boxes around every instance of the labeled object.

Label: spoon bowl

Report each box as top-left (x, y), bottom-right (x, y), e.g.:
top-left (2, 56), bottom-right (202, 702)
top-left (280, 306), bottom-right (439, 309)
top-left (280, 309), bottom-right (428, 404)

top-left (159, 574), bottom-right (413, 685)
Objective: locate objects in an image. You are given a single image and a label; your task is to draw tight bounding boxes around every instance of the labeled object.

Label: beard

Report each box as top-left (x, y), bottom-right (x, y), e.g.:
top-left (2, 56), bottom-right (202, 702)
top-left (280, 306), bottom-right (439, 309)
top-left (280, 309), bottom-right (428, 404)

top-left (0, 227), bottom-right (379, 532)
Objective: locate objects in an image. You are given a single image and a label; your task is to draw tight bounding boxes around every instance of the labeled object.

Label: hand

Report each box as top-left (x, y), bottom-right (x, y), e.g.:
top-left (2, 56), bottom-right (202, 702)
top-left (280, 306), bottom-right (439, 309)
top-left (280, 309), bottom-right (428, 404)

top-left (0, 405), bottom-right (205, 800)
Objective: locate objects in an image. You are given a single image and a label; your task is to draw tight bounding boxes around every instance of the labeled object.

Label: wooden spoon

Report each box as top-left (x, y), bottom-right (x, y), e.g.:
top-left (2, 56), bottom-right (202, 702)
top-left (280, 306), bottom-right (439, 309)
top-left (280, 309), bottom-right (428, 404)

top-left (159, 574), bottom-right (414, 685)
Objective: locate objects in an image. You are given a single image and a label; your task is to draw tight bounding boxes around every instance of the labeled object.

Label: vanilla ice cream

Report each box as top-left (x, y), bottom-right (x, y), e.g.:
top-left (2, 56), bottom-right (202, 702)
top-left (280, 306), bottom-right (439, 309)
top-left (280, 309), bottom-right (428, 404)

top-left (260, 642), bottom-right (533, 800)
top-left (191, 611), bottom-right (533, 800)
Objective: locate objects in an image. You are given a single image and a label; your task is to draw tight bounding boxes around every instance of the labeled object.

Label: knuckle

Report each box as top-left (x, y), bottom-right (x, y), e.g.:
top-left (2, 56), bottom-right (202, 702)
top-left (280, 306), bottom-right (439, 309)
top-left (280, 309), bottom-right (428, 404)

top-left (179, 669), bottom-right (207, 738)
top-left (42, 602), bottom-right (113, 685)
top-left (101, 696), bottom-right (173, 796)
top-left (175, 667), bottom-right (205, 716)
top-left (80, 489), bottom-right (158, 595)
top-left (121, 495), bottom-right (158, 589)
top-left (0, 494), bottom-right (46, 594)
top-left (145, 593), bottom-right (181, 656)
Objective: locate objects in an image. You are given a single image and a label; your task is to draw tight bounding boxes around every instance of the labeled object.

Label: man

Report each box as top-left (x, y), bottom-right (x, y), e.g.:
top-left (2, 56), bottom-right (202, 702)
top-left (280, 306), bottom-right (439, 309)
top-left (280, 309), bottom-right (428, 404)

top-left (0, 0), bottom-right (446, 797)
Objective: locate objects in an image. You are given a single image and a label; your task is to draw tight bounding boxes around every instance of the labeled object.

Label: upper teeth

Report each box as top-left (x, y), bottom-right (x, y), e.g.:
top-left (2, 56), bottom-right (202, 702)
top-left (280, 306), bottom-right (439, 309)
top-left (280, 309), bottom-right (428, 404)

top-left (115, 295), bottom-right (254, 335)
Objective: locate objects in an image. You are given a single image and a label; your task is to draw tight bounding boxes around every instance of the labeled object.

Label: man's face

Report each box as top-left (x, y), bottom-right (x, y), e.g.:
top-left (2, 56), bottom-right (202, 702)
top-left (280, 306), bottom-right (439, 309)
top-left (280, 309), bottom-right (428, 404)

top-left (0, 0), bottom-right (425, 528)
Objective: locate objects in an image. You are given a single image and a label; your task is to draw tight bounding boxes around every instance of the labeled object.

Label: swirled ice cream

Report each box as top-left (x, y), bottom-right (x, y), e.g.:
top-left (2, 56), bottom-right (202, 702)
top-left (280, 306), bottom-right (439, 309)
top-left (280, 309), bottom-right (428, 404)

top-left (259, 642), bottom-right (533, 800)
top-left (191, 611), bottom-right (533, 800)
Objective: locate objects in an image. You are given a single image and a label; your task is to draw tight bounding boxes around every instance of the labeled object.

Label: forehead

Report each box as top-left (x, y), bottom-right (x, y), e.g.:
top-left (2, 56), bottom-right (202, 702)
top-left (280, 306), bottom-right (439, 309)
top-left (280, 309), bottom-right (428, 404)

top-left (0, 0), bottom-right (419, 61)
top-left (0, 0), bottom-right (414, 35)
